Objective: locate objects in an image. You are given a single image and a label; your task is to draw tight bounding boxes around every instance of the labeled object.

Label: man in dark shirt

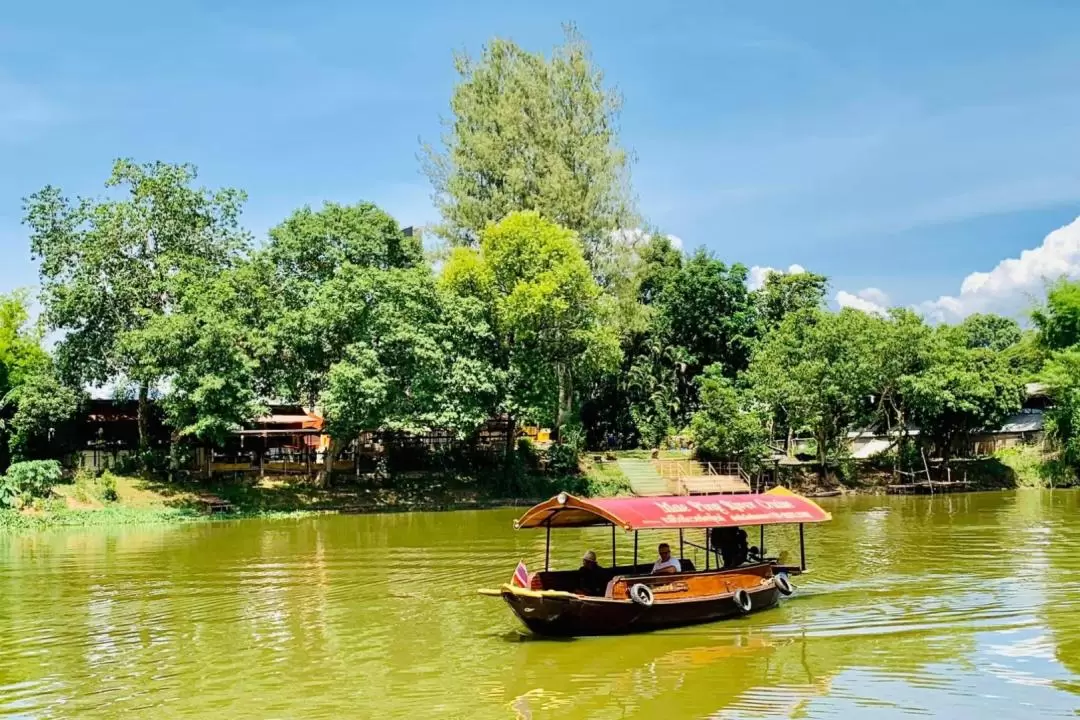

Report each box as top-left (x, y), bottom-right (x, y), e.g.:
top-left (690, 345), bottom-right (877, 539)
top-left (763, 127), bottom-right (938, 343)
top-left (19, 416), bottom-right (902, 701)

top-left (577, 550), bottom-right (607, 596)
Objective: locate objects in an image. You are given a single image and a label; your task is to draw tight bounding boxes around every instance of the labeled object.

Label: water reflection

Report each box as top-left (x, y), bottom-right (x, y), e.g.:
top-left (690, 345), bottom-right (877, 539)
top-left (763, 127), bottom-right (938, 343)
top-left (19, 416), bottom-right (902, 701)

top-left (0, 492), bottom-right (1079, 718)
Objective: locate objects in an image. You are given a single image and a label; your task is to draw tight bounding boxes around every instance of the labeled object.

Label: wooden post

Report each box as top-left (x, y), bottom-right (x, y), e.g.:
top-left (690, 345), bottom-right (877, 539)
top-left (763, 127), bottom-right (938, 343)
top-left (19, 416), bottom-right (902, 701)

top-left (799, 523), bottom-right (806, 571)
top-left (921, 447), bottom-right (934, 494)
top-left (545, 522), bottom-right (552, 571)
top-left (611, 524), bottom-right (616, 566)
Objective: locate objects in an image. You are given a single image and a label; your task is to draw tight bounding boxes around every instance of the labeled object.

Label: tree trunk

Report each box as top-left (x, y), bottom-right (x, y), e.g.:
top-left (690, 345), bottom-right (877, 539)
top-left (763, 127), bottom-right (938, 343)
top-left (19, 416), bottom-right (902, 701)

top-left (815, 428), bottom-right (828, 481)
top-left (318, 436), bottom-right (339, 489)
top-left (554, 364), bottom-right (573, 443)
top-left (137, 384), bottom-right (150, 471)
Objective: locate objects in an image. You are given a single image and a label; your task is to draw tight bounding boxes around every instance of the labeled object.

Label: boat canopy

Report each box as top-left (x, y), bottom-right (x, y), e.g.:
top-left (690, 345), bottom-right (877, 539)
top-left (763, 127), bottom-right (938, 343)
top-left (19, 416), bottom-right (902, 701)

top-left (514, 487), bottom-right (832, 531)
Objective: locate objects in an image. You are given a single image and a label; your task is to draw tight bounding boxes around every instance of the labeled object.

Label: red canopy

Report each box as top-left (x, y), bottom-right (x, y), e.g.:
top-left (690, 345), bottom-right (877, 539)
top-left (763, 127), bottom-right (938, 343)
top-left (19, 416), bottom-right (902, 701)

top-left (514, 488), bottom-right (831, 531)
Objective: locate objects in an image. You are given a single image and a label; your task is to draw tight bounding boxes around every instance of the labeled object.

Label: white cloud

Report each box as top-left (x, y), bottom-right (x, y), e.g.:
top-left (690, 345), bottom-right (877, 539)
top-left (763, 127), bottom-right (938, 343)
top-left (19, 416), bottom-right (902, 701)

top-left (836, 288), bottom-right (890, 316)
top-left (918, 215), bottom-right (1080, 322)
top-left (666, 234), bottom-right (683, 250)
top-left (747, 263), bottom-right (806, 291)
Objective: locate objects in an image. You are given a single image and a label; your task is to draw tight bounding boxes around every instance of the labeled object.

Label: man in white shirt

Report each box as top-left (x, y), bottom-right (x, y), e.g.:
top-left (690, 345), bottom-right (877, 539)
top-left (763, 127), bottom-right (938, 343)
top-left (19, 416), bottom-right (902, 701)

top-left (651, 543), bottom-right (682, 575)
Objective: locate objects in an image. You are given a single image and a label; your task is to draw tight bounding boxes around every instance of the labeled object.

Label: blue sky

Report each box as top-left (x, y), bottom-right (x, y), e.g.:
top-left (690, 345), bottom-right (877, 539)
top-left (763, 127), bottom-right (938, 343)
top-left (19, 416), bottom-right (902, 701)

top-left (3, 1), bottom-right (1080, 320)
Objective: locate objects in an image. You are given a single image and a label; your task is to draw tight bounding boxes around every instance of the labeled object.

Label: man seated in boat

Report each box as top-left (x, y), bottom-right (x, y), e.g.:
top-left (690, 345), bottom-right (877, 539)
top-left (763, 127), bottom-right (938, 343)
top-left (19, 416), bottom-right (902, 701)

top-left (651, 543), bottom-right (682, 575)
top-left (576, 550), bottom-right (607, 596)
top-left (711, 527), bottom-right (749, 568)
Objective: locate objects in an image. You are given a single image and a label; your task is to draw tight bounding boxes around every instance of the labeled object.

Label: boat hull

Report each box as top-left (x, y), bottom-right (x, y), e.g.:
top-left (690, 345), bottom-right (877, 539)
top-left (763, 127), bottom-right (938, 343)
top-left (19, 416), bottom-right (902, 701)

top-left (500, 582), bottom-right (781, 636)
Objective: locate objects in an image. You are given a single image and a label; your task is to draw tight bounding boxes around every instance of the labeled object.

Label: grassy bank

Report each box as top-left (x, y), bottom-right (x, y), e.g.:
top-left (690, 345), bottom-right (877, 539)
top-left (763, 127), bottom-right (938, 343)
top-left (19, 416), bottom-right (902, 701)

top-left (0, 459), bottom-right (634, 531)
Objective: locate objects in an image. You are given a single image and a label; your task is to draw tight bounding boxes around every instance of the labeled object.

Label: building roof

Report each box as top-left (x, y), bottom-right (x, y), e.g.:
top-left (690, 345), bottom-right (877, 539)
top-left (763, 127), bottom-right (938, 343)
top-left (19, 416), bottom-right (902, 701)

top-left (851, 437), bottom-right (895, 459)
top-left (1026, 382), bottom-right (1049, 398)
top-left (996, 411), bottom-right (1045, 433)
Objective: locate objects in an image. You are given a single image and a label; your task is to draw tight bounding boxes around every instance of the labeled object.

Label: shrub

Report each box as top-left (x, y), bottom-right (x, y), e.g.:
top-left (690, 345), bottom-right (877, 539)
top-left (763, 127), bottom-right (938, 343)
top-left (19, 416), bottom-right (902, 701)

top-left (73, 468), bottom-right (96, 503)
top-left (98, 472), bottom-right (119, 502)
top-left (547, 443), bottom-right (579, 475)
top-left (0, 460), bottom-right (63, 507)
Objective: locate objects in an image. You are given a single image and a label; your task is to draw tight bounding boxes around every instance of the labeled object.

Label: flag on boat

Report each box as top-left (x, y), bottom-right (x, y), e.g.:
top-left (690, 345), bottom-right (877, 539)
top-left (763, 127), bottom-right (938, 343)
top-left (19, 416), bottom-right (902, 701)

top-left (511, 560), bottom-right (529, 588)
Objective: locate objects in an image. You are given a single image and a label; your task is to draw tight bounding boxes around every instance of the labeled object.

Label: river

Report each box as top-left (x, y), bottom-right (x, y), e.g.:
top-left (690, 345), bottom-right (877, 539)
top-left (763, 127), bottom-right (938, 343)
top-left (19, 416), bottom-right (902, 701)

top-left (1, 490), bottom-right (1078, 719)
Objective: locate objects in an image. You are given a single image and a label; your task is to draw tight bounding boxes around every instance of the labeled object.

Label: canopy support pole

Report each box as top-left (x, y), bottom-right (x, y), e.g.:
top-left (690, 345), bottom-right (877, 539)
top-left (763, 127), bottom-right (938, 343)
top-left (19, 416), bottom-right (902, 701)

top-left (611, 524), bottom-right (616, 566)
top-left (679, 528), bottom-right (684, 560)
top-left (705, 529), bottom-right (710, 570)
top-left (545, 520), bottom-right (552, 571)
top-left (799, 523), bottom-right (806, 571)
top-left (760, 525), bottom-right (765, 556)
top-left (633, 531), bottom-right (638, 569)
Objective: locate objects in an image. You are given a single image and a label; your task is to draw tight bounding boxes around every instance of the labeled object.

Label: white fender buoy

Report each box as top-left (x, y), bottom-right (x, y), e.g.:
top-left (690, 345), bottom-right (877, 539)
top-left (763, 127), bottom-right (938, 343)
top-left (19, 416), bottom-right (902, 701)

top-left (775, 573), bottom-right (794, 596)
top-left (629, 583), bottom-right (654, 607)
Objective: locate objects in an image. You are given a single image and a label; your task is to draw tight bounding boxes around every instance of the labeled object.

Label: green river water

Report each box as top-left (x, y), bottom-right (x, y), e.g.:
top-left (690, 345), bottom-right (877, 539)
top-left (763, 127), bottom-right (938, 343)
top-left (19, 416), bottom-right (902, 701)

top-left (1, 490), bottom-right (1079, 719)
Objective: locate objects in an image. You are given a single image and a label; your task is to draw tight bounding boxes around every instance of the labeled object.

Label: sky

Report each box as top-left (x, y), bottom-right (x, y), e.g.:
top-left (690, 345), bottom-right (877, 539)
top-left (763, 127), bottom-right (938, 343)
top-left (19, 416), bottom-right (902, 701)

top-left (3, 0), bottom-right (1080, 323)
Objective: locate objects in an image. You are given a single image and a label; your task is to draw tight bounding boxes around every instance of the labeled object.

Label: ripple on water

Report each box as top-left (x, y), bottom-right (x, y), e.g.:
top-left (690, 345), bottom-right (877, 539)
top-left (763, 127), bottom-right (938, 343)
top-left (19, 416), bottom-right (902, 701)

top-left (2, 493), bottom-right (1080, 718)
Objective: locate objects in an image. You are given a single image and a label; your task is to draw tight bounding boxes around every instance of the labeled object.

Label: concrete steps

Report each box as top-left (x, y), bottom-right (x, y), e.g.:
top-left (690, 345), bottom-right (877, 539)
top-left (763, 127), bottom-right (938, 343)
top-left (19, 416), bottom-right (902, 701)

top-left (617, 459), bottom-right (673, 496)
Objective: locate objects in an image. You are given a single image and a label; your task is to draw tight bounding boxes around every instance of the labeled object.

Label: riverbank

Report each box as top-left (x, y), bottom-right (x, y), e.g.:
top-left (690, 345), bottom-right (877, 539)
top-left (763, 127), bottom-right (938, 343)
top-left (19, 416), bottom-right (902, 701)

top-left (4, 446), bottom-right (1073, 532)
top-left (0, 461), bottom-right (628, 531)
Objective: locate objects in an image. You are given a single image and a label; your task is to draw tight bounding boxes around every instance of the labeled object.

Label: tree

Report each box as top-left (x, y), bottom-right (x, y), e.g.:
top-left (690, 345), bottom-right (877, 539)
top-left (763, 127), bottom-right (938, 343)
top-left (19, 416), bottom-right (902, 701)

top-left (1040, 349), bottom-right (1080, 471)
top-left (1033, 278), bottom-right (1080, 351)
top-left (318, 266), bottom-right (498, 442)
top-left (442, 211), bottom-right (620, 445)
top-left (119, 261), bottom-right (271, 446)
top-left (24, 159), bottom-right (248, 453)
top-left (688, 365), bottom-right (769, 470)
top-left (957, 313), bottom-right (1022, 351)
top-left (865, 309), bottom-right (933, 475)
top-left (904, 330), bottom-right (1023, 464)
top-left (260, 202), bottom-right (425, 406)
top-left (423, 26), bottom-right (635, 268)
top-left (748, 309), bottom-right (878, 477)
top-left (3, 368), bottom-right (84, 462)
top-left (753, 270), bottom-right (828, 331)
top-left (0, 291), bottom-right (56, 468)
top-left (646, 250), bottom-right (756, 430)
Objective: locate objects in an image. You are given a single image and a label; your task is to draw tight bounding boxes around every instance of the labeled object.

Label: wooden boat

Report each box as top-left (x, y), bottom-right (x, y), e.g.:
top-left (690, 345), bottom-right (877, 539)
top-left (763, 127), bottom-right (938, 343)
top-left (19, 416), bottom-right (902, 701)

top-left (479, 487), bottom-right (832, 636)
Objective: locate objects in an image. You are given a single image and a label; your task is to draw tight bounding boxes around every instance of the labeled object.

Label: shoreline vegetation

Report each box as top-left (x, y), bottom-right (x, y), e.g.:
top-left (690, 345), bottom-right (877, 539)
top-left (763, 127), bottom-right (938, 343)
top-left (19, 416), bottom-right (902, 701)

top-left (3, 29), bottom-right (1080, 533)
top-left (1, 446), bottom-right (1069, 532)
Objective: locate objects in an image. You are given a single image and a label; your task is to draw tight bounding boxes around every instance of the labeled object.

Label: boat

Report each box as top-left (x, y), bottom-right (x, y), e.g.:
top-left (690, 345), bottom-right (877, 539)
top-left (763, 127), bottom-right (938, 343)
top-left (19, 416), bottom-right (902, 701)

top-left (479, 487), bottom-right (832, 636)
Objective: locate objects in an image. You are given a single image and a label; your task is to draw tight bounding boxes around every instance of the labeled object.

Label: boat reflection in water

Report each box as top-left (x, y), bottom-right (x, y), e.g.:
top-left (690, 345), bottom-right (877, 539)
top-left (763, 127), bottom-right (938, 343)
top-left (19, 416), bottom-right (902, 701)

top-left (479, 487), bottom-right (832, 636)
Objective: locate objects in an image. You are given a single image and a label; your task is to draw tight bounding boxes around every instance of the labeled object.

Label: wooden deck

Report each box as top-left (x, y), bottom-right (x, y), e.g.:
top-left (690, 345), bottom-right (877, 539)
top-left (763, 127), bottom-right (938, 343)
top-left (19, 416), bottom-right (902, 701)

top-left (886, 480), bottom-right (973, 495)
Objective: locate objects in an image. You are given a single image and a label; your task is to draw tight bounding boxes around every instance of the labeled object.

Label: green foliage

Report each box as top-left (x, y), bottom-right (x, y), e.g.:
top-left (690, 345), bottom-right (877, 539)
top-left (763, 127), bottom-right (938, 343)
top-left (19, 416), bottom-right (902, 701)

top-left (904, 331), bottom-right (1023, 461)
top-left (1033, 278), bottom-right (1080, 351)
top-left (753, 270), bottom-right (828, 332)
top-left (1040, 348), bottom-right (1080, 471)
top-left (994, 446), bottom-right (1073, 488)
top-left (24, 159), bottom-right (249, 452)
top-left (1, 460), bottom-right (62, 506)
top-left (443, 211), bottom-right (619, 436)
top-left (748, 309), bottom-right (879, 471)
top-left (957, 313), bottom-right (1022, 351)
top-left (3, 367), bottom-right (84, 461)
top-left (99, 471), bottom-right (119, 502)
top-left (688, 366), bottom-right (769, 470)
top-left (423, 26), bottom-right (635, 265)
top-left (0, 290), bottom-right (57, 469)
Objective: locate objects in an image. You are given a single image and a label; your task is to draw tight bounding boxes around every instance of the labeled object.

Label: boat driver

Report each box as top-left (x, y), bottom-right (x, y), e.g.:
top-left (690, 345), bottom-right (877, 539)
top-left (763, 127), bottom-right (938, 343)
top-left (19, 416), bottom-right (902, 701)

top-left (577, 550), bottom-right (607, 596)
top-left (651, 543), bottom-right (682, 574)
